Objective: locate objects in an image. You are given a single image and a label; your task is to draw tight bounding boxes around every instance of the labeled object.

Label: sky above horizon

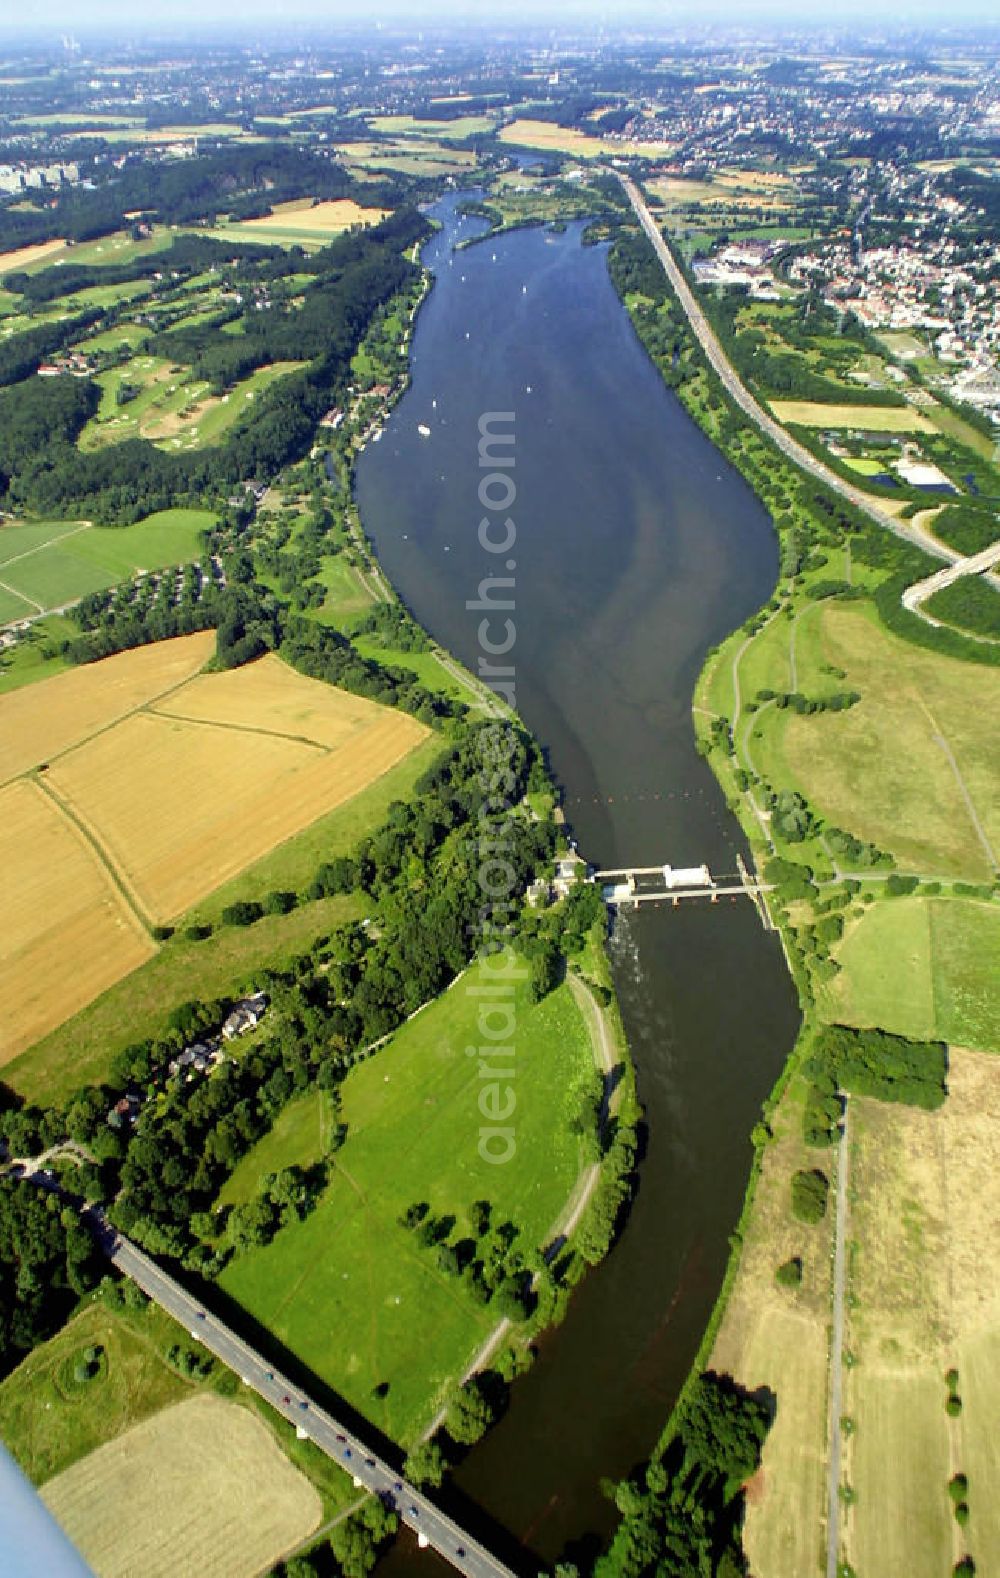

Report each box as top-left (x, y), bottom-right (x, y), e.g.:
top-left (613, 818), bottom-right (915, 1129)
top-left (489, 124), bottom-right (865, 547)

top-left (4, 0), bottom-right (999, 37)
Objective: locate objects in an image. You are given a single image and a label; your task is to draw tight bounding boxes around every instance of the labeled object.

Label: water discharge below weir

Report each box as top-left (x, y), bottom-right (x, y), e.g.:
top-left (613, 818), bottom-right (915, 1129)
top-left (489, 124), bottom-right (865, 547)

top-left (356, 194), bottom-right (801, 1571)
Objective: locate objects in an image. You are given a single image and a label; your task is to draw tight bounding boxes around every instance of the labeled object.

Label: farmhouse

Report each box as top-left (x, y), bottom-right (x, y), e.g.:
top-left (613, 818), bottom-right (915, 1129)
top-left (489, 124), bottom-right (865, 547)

top-left (222, 992), bottom-right (268, 1040)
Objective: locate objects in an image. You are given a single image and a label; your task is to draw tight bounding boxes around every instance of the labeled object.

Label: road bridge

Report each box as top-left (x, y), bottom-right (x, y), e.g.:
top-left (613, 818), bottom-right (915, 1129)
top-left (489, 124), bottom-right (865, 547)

top-left (902, 538), bottom-right (1000, 620)
top-left (15, 1183), bottom-right (517, 1578)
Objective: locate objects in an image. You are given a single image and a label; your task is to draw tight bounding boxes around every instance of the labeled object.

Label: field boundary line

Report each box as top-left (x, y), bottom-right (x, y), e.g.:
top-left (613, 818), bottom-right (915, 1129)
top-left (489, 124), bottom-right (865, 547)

top-left (33, 773), bottom-right (157, 938)
top-left (0, 576), bottom-right (43, 614)
top-left (146, 705), bottom-right (336, 754)
top-left (0, 649), bottom-right (215, 787)
top-left (916, 696), bottom-right (999, 875)
top-left (0, 521), bottom-right (92, 572)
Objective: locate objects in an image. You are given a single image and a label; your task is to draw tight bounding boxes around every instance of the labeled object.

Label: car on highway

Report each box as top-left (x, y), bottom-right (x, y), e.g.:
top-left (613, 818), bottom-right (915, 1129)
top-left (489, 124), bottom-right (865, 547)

top-left (282, 1395), bottom-right (291, 1405)
top-left (298, 1399), bottom-right (308, 1410)
top-left (336, 1433), bottom-right (346, 1442)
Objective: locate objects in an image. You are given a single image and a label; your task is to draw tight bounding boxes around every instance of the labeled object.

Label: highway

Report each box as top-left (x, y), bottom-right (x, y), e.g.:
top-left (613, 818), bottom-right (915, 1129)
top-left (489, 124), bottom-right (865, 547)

top-left (75, 1206), bottom-right (516, 1578)
top-left (617, 175), bottom-right (960, 568)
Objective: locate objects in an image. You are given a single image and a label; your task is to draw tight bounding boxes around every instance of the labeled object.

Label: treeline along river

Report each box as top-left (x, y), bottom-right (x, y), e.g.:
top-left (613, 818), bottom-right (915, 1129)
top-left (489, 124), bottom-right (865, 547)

top-left (356, 194), bottom-right (801, 1570)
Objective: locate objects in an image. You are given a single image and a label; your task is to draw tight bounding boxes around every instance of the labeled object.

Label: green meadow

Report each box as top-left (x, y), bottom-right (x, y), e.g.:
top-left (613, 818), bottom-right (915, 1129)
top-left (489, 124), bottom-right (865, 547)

top-left (219, 957), bottom-right (596, 1444)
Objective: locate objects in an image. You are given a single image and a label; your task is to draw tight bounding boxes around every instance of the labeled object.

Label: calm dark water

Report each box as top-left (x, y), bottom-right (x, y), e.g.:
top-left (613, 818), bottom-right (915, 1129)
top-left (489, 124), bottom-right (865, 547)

top-left (357, 196), bottom-right (800, 1569)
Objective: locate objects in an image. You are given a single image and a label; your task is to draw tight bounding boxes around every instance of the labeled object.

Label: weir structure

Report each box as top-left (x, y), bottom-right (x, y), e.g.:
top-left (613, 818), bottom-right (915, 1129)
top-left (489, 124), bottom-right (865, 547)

top-left (588, 853), bottom-right (774, 929)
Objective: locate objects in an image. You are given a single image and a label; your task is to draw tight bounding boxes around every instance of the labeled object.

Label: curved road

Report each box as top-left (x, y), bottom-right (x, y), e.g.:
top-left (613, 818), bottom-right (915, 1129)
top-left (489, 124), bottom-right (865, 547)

top-left (618, 176), bottom-right (958, 568)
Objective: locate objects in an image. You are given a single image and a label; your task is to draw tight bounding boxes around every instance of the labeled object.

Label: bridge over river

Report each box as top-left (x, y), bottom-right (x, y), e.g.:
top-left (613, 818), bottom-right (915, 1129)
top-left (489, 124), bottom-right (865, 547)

top-left (590, 853), bottom-right (774, 930)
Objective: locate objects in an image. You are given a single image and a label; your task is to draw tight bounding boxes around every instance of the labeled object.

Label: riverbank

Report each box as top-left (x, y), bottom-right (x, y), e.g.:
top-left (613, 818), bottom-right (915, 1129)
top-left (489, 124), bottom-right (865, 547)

top-left (610, 180), bottom-right (1000, 1575)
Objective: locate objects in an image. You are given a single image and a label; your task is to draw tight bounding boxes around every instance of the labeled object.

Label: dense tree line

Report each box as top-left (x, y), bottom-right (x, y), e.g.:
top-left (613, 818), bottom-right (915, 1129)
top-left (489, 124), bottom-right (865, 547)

top-left (0, 143), bottom-right (398, 251)
top-left (11, 718), bottom-right (554, 1268)
top-left (803, 1023), bottom-right (948, 1145)
top-left (0, 210), bottom-right (429, 524)
top-left (280, 615), bottom-right (457, 724)
top-left (0, 1179), bottom-right (101, 1378)
top-left (597, 1371), bottom-right (771, 1576)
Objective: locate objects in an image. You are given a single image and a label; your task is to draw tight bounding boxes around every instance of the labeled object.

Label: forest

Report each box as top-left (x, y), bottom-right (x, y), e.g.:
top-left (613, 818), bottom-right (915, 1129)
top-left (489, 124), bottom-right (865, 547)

top-left (0, 208), bottom-right (430, 523)
top-left (0, 142), bottom-right (399, 250)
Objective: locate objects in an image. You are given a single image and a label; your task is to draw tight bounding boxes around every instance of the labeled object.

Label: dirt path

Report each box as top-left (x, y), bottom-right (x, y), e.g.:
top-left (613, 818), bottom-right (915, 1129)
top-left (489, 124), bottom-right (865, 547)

top-left (419, 971), bottom-right (619, 1441)
top-left (917, 697), bottom-right (998, 873)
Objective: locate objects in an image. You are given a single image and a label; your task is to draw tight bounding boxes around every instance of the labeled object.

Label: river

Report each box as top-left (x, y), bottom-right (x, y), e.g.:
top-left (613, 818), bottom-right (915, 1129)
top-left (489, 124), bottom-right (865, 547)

top-left (355, 194), bottom-right (800, 1570)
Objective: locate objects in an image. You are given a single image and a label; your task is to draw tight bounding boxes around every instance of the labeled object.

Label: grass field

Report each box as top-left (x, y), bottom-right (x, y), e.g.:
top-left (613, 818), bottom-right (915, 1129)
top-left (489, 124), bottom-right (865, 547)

top-left (0, 779), bottom-right (155, 1062)
top-left (777, 604), bottom-right (1000, 882)
top-left (824, 897), bottom-right (1000, 1050)
top-left (0, 510), bottom-right (214, 617)
top-left (768, 399), bottom-right (935, 432)
top-left (42, 1395), bottom-right (321, 1578)
top-left (711, 1077), bottom-right (834, 1578)
top-left (370, 113), bottom-right (496, 141)
top-left (45, 653), bottom-right (428, 922)
top-left (80, 358), bottom-right (304, 452)
top-left (498, 118), bottom-right (675, 160)
top-left (840, 1053), bottom-right (1000, 1576)
top-left (0, 615), bottom-right (74, 694)
top-left (649, 173), bottom-right (795, 212)
top-left (220, 956), bottom-right (595, 1444)
top-left (7, 895), bottom-right (361, 1105)
top-left (0, 1303), bottom-right (193, 1485)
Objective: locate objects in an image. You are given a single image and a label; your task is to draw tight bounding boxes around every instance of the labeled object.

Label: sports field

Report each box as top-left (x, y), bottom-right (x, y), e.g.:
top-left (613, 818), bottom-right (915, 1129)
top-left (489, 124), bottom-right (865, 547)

top-left (79, 358), bottom-right (304, 452)
top-left (220, 955), bottom-right (596, 1444)
top-left (768, 399), bottom-right (935, 432)
top-left (42, 1395), bottom-right (321, 1578)
top-left (0, 640), bottom-right (428, 1058)
top-left (0, 510), bottom-right (213, 618)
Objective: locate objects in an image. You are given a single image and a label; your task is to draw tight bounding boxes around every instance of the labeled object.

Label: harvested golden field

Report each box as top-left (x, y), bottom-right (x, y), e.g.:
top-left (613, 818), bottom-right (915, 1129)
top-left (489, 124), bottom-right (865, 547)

top-left (42, 1395), bottom-right (321, 1578)
top-left (234, 198), bottom-right (390, 234)
top-left (710, 1077), bottom-right (834, 1577)
top-left (768, 399), bottom-right (936, 432)
top-left (156, 650), bottom-right (389, 744)
top-left (2, 644), bottom-right (428, 1055)
top-left (0, 780), bottom-right (153, 1062)
top-left (0, 631), bottom-right (215, 786)
top-left (840, 1050), bottom-right (1000, 1576)
top-left (45, 655), bottom-right (428, 922)
top-left (499, 118), bottom-right (676, 160)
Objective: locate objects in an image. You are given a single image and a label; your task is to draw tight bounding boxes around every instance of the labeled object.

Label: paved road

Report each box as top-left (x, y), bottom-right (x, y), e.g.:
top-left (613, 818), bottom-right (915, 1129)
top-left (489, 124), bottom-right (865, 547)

top-left (617, 176), bottom-right (959, 568)
top-left (825, 1101), bottom-right (851, 1578)
top-left (902, 537), bottom-right (1000, 618)
top-left (72, 1206), bottom-right (516, 1578)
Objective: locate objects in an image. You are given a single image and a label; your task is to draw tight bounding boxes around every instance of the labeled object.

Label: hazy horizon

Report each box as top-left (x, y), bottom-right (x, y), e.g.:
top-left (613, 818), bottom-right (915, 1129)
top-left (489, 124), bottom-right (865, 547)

top-left (4, 0), bottom-right (1000, 42)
